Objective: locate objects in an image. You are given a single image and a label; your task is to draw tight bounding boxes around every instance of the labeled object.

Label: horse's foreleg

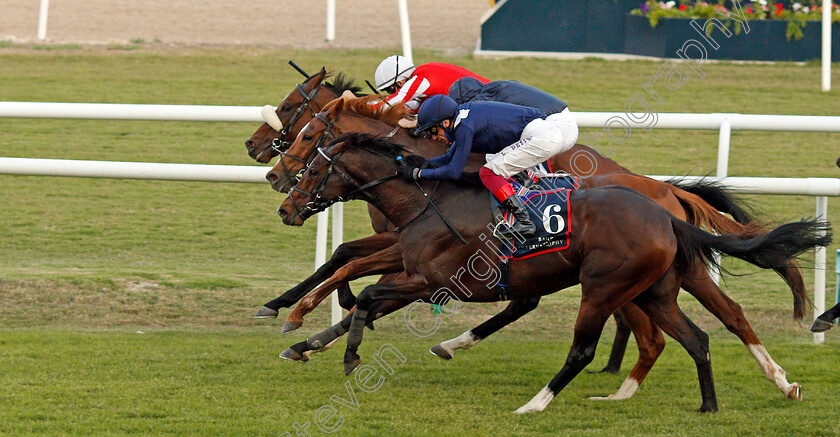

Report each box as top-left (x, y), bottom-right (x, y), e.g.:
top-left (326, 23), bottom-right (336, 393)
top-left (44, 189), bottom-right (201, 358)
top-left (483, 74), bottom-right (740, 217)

top-left (344, 274), bottom-right (430, 375)
top-left (812, 301), bottom-right (840, 332)
top-left (279, 299), bottom-right (410, 362)
top-left (282, 243), bottom-right (405, 334)
top-left (256, 232), bottom-right (398, 318)
top-left (682, 268), bottom-right (801, 400)
top-left (431, 297), bottom-right (541, 360)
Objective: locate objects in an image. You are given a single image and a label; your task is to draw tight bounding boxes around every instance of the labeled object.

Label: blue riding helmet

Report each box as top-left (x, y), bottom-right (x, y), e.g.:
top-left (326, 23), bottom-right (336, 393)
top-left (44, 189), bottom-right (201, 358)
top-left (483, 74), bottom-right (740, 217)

top-left (414, 94), bottom-right (458, 136)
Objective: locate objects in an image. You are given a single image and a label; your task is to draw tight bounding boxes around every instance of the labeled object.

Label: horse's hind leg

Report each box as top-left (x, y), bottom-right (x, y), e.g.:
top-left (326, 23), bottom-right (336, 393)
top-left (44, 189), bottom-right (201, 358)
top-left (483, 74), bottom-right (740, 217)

top-left (635, 267), bottom-right (718, 413)
top-left (431, 297), bottom-right (541, 360)
top-left (812, 301), bottom-right (840, 332)
top-left (588, 312), bottom-right (632, 374)
top-left (682, 265), bottom-right (801, 400)
top-left (589, 303), bottom-right (665, 400)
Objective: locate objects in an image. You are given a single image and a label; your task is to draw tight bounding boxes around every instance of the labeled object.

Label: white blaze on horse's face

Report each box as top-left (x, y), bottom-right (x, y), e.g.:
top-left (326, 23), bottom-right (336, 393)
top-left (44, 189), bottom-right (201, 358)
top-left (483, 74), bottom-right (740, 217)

top-left (261, 105), bottom-right (283, 132)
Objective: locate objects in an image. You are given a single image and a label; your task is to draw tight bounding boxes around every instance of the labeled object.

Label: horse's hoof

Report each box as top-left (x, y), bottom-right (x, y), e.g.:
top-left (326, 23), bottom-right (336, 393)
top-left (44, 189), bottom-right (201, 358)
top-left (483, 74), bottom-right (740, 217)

top-left (254, 306), bottom-right (279, 318)
top-left (696, 404), bottom-right (718, 413)
top-left (810, 318), bottom-right (834, 333)
top-left (366, 321), bottom-right (375, 331)
top-left (787, 383), bottom-right (802, 400)
top-left (279, 347), bottom-right (307, 362)
top-left (281, 321), bottom-right (303, 335)
top-left (344, 359), bottom-right (361, 376)
top-left (429, 344), bottom-right (453, 360)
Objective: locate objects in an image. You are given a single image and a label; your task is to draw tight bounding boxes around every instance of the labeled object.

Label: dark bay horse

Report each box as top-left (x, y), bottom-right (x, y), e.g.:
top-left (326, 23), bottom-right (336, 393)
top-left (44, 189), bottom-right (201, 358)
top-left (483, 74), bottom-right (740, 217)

top-left (263, 97), bottom-right (813, 401)
top-left (277, 133), bottom-right (830, 413)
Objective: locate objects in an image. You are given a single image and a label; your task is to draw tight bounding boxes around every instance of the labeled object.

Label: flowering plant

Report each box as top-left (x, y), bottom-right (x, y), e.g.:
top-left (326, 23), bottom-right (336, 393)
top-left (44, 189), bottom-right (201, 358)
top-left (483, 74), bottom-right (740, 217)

top-left (632, 1), bottom-right (840, 40)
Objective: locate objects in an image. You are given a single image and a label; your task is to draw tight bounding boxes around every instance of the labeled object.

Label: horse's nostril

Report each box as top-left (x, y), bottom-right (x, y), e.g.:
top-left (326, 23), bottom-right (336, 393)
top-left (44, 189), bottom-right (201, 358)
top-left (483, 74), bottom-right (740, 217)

top-left (266, 172), bottom-right (277, 182)
top-left (277, 207), bottom-right (288, 219)
top-left (245, 140), bottom-right (255, 149)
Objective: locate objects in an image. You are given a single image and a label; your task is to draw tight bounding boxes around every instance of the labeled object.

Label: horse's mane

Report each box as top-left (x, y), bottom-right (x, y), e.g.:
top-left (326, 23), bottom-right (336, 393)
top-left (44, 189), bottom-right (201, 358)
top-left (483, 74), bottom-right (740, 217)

top-left (323, 72), bottom-right (365, 97)
top-left (329, 133), bottom-right (407, 158)
top-left (331, 95), bottom-right (411, 126)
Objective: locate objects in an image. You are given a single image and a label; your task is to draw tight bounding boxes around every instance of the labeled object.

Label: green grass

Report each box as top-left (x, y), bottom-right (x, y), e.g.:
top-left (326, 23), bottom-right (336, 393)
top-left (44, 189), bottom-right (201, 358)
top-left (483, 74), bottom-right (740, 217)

top-left (1, 47), bottom-right (840, 435)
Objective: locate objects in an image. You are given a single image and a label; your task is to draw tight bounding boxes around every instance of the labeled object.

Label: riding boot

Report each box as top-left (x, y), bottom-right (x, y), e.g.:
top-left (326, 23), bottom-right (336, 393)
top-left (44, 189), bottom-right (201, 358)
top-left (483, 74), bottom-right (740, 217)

top-left (500, 195), bottom-right (536, 238)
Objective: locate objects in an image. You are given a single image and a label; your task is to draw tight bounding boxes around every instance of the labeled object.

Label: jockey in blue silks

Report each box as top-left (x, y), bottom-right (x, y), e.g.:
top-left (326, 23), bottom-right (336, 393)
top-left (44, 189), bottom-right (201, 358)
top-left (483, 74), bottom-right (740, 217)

top-left (400, 94), bottom-right (579, 238)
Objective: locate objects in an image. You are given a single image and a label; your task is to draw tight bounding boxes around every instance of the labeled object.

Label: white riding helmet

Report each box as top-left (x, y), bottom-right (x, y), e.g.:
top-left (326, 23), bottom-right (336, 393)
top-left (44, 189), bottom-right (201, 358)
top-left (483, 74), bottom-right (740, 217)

top-left (374, 55), bottom-right (416, 90)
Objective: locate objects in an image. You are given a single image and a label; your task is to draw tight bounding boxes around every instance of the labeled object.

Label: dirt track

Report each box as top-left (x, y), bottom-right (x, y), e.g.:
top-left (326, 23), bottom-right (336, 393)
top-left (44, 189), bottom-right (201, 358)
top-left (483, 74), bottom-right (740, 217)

top-left (0, 0), bottom-right (490, 54)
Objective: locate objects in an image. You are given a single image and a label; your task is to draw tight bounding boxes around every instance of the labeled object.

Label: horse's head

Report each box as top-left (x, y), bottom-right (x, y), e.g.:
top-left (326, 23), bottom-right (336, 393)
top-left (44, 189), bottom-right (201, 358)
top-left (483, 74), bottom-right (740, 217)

top-left (244, 68), bottom-right (338, 163)
top-left (264, 95), bottom-right (407, 193)
top-left (278, 133), bottom-right (404, 226)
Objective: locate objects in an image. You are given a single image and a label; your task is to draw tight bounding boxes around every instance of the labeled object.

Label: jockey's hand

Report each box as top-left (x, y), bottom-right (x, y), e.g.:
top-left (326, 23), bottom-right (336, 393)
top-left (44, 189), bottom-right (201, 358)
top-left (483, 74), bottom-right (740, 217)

top-left (396, 157), bottom-right (420, 180)
top-left (397, 164), bottom-right (420, 181)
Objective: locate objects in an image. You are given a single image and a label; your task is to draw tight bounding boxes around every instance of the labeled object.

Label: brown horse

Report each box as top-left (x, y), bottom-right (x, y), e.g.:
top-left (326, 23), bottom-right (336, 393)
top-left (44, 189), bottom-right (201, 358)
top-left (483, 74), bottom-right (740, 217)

top-left (277, 132), bottom-right (830, 413)
top-left (264, 97), bottom-right (813, 401)
top-left (245, 67), bottom-right (362, 163)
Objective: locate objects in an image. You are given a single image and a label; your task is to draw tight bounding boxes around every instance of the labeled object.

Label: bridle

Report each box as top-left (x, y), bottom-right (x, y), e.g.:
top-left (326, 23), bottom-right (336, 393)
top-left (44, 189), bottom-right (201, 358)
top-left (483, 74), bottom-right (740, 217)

top-left (274, 111), bottom-right (340, 192)
top-left (286, 146), bottom-right (398, 220)
top-left (268, 82), bottom-right (325, 154)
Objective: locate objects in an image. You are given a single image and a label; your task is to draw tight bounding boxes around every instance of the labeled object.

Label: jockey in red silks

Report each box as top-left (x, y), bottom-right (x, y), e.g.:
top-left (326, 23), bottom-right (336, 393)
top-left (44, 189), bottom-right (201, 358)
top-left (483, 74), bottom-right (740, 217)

top-left (402, 95), bottom-right (579, 238)
top-left (373, 55), bottom-right (489, 111)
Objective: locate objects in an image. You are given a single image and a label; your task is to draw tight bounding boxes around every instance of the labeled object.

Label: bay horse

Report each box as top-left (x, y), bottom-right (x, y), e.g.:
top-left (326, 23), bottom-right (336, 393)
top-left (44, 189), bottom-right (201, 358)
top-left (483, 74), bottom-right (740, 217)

top-left (277, 132), bottom-right (830, 413)
top-left (264, 97), bottom-right (812, 401)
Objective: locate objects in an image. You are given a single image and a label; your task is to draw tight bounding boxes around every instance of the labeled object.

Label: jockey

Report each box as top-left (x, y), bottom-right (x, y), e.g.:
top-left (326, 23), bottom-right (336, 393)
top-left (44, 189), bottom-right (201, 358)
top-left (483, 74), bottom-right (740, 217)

top-left (373, 55), bottom-right (489, 111)
top-left (401, 95), bottom-right (579, 237)
top-left (449, 77), bottom-right (568, 115)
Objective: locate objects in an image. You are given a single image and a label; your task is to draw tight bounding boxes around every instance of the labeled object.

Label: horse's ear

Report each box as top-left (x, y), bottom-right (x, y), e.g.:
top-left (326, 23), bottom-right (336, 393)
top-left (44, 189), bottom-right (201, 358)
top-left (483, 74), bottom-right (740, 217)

top-left (330, 97), bottom-right (345, 115)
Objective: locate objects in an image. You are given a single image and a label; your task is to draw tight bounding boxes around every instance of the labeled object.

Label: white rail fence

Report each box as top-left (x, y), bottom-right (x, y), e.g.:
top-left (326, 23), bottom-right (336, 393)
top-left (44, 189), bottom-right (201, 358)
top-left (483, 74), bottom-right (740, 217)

top-left (1, 101), bottom-right (838, 342)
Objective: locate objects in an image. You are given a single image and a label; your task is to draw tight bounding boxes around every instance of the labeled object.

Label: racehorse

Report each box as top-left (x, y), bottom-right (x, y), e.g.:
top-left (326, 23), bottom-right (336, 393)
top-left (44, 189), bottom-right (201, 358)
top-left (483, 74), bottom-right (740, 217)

top-left (262, 97), bottom-right (813, 401)
top-left (246, 73), bottom-right (766, 376)
top-left (277, 132), bottom-right (830, 413)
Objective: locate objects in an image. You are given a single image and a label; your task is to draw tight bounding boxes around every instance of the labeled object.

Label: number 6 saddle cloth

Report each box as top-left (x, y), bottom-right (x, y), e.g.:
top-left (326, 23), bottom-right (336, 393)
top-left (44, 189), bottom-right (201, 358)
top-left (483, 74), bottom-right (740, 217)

top-left (491, 172), bottom-right (577, 300)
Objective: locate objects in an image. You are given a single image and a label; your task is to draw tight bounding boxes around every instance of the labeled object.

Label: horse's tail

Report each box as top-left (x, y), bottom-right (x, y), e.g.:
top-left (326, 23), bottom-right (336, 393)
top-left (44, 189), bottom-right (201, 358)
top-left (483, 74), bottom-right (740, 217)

top-left (667, 183), bottom-right (812, 319)
top-left (671, 218), bottom-right (831, 318)
top-left (665, 177), bottom-right (756, 225)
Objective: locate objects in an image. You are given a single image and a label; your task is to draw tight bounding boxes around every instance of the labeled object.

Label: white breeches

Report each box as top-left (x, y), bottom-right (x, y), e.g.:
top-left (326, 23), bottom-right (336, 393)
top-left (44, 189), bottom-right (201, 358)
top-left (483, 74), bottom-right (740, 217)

top-left (484, 108), bottom-right (579, 178)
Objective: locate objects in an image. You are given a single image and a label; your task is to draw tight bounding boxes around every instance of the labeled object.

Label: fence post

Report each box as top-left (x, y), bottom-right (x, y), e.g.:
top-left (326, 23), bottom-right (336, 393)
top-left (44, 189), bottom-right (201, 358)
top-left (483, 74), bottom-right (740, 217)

top-left (330, 203), bottom-right (344, 325)
top-left (836, 249), bottom-right (839, 325)
top-left (814, 196), bottom-right (828, 344)
top-left (398, 0), bottom-right (413, 63)
top-left (709, 117), bottom-right (732, 285)
top-left (325, 0), bottom-right (336, 43)
top-left (37, 0), bottom-right (50, 41)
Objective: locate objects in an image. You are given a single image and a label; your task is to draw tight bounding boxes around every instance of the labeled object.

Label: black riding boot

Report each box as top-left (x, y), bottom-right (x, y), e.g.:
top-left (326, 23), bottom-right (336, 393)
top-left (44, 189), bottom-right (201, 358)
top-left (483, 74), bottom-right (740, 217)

top-left (500, 195), bottom-right (536, 238)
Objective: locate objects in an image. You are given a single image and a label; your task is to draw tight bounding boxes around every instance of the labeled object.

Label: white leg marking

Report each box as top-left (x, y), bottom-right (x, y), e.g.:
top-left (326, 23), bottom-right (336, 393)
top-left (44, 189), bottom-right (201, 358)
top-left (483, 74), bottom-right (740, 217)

top-left (588, 377), bottom-right (640, 400)
top-left (438, 331), bottom-right (480, 357)
top-left (747, 344), bottom-right (800, 399)
top-left (514, 386), bottom-right (555, 414)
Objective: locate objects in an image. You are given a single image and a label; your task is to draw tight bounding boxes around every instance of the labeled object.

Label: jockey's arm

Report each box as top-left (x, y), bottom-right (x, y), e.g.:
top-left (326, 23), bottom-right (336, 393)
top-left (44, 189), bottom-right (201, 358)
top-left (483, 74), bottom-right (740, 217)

top-left (419, 128), bottom-right (474, 181)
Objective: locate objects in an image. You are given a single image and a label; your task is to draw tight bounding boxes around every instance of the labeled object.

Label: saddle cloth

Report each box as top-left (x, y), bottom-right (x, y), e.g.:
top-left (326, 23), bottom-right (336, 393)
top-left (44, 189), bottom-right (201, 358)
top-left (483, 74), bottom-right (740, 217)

top-left (492, 172), bottom-right (577, 260)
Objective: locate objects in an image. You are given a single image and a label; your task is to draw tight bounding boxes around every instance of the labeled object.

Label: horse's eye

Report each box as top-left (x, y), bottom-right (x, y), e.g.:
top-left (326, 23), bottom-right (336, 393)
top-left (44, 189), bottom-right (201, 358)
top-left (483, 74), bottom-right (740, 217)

top-left (280, 104), bottom-right (292, 112)
top-left (302, 135), bottom-right (313, 142)
top-left (309, 168), bottom-right (319, 176)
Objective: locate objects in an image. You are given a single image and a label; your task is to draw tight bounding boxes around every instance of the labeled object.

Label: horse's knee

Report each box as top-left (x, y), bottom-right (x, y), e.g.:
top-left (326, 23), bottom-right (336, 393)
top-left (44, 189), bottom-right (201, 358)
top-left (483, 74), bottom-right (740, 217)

top-left (517, 297), bottom-right (541, 312)
top-left (331, 242), bottom-right (357, 265)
